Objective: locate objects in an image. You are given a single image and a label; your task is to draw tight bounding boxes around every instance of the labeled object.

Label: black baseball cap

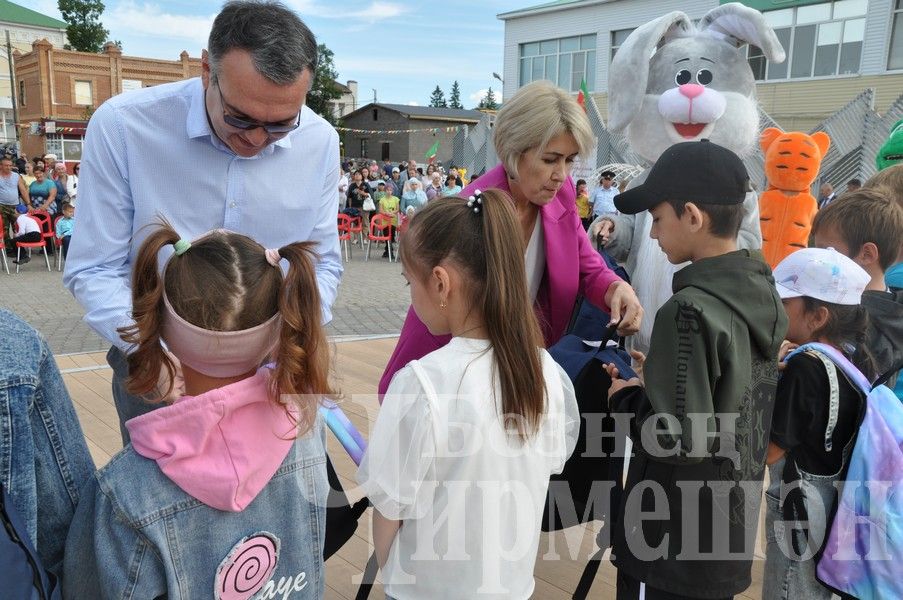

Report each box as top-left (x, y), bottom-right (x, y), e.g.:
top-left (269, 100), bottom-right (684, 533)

top-left (614, 140), bottom-right (749, 215)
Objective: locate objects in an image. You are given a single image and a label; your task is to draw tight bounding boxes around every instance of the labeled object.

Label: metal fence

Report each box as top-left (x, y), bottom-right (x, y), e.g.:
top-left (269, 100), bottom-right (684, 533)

top-left (452, 87), bottom-right (903, 192)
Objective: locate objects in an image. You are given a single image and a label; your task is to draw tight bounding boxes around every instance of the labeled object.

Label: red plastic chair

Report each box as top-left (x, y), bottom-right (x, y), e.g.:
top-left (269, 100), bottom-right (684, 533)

top-left (0, 214), bottom-right (9, 275)
top-left (52, 213), bottom-right (66, 271)
top-left (337, 213), bottom-right (353, 262)
top-left (366, 213), bottom-right (395, 262)
top-left (348, 215), bottom-right (364, 246)
top-left (14, 212), bottom-right (51, 272)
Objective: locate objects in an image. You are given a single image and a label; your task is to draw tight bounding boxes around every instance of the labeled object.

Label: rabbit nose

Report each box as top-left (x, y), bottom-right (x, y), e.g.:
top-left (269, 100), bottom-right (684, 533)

top-left (679, 84), bottom-right (705, 99)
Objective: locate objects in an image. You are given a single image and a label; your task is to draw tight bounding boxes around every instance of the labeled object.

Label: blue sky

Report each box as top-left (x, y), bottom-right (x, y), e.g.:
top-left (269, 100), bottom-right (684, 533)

top-left (35, 0), bottom-right (531, 109)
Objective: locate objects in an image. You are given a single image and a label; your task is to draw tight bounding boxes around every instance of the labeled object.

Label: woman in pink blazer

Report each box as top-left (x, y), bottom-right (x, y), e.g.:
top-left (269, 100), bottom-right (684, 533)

top-left (379, 81), bottom-right (643, 395)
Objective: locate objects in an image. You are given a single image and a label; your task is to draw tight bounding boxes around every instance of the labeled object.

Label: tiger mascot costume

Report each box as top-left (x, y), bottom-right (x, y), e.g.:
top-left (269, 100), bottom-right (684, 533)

top-left (758, 127), bottom-right (831, 268)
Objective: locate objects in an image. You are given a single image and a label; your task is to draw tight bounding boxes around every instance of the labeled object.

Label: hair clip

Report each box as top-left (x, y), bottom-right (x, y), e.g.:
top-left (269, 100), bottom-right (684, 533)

top-left (264, 248), bottom-right (281, 267)
top-left (466, 189), bottom-right (483, 214)
top-left (173, 239), bottom-right (191, 256)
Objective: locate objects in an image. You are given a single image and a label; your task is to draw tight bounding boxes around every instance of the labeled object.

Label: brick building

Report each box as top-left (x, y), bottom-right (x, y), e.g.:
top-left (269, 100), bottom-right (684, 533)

top-left (14, 39), bottom-right (201, 162)
top-left (341, 103), bottom-right (484, 164)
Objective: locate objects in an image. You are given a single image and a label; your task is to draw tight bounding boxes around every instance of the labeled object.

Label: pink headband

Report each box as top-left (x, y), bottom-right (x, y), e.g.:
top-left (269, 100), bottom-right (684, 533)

top-left (161, 292), bottom-right (281, 378)
top-left (159, 229), bottom-right (282, 378)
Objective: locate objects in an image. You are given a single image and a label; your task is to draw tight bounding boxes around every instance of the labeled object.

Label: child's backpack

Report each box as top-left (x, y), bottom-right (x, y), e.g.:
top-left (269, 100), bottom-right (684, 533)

top-left (0, 483), bottom-right (61, 599)
top-left (785, 343), bottom-right (903, 600)
top-left (544, 294), bottom-right (637, 600)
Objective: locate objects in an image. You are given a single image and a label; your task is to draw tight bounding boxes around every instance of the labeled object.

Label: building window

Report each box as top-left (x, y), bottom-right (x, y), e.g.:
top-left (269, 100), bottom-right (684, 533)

top-left (18, 81), bottom-right (25, 106)
top-left (360, 138), bottom-right (368, 157)
top-left (372, 108), bottom-right (378, 121)
top-left (74, 80), bottom-right (93, 106)
top-left (889, 0), bottom-right (903, 69)
top-left (748, 0), bottom-right (866, 80)
top-left (610, 29), bottom-right (635, 64)
top-left (519, 34), bottom-right (596, 92)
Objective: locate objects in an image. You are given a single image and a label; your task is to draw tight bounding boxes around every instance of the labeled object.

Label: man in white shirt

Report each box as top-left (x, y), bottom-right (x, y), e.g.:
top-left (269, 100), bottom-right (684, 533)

top-left (64, 0), bottom-right (342, 442)
top-left (591, 170), bottom-right (619, 218)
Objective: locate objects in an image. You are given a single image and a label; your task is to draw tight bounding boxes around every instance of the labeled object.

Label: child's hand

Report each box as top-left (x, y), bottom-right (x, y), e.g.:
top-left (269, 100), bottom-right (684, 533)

top-left (777, 340), bottom-right (798, 371)
top-left (604, 362), bottom-right (642, 401)
top-left (629, 350), bottom-right (646, 382)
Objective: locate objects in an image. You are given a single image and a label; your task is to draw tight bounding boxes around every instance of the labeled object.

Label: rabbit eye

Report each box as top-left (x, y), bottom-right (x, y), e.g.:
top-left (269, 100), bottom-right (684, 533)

top-left (675, 70), bottom-right (692, 85)
top-left (697, 69), bottom-right (713, 85)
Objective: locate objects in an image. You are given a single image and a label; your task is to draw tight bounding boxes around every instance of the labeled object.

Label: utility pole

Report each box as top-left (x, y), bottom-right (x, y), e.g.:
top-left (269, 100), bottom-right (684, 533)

top-left (372, 88), bottom-right (377, 104)
top-left (6, 30), bottom-right (19, 142)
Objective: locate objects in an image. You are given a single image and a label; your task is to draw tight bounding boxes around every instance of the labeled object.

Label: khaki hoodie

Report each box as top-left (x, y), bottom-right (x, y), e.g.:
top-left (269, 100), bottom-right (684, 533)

top-left (610, 249), bottom-right (788, 598)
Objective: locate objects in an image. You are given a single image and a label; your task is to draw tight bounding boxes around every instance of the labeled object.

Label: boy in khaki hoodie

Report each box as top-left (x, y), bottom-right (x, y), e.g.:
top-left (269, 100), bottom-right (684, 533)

top-left (605, 140), bottom-right (788, 600)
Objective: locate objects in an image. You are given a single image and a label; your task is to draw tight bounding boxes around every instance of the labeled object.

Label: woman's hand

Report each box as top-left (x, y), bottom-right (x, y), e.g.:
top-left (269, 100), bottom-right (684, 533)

top-left (604, 362), bottom-right (642, 401)
top-left (604, 280), bottom-right (643, 336)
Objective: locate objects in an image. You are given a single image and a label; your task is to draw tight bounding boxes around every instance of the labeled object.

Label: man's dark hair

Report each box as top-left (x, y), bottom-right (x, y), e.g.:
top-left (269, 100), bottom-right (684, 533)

top-left (848, 178), bottom-right (862, 187)
top-left (576, 179), bottom-right (586, 186)
top-left (668, 199), bottom-right (744, 239)
top-left (208, 1), bottom-right (318, 85)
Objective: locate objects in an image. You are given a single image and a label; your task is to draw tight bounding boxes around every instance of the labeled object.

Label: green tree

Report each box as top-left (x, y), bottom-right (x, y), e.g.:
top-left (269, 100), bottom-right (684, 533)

top-left (429, 85), bottom-right (447, 108)
top-left (448, 81), bottom-right (462, 109)
top-left (306, 43), bottom-right (343, 125)
top-left (477, 87), bottom-right (499, 110)
top-left (58, 0), bottom-right (109, 53)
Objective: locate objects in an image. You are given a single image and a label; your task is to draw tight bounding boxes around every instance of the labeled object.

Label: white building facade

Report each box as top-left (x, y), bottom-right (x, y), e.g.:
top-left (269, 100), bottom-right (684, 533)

top-left (499, 0), bottom-right (903, 131)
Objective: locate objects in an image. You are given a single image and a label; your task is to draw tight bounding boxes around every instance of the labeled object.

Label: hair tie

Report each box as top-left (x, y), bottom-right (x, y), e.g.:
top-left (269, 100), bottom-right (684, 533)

top-left (173, 239), bottom-right (191, 255)
top-left (466, 189), bottom-right (483, 214)
top-left (264, 248), bottom-right (281, 267)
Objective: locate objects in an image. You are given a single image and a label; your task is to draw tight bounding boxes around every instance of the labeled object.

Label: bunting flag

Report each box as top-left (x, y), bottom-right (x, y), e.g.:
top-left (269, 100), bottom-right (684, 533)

top-left (425, 140), bottom-right (440, 162)
top-left (333, 125), bottom-right (466, 134)
top-left (576, 78), bottom-right (589, 112)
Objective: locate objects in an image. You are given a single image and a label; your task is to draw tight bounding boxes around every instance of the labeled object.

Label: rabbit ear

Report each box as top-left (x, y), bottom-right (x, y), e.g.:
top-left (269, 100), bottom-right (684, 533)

top-left (698, 2), bottom-right (786, 62)
top-left (608, 11), bottom-right (693, 133)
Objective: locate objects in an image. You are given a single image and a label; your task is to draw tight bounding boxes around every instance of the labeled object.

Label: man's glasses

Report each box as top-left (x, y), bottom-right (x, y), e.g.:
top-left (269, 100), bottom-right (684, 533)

top-left (216, 85), bottom-right (300, 135)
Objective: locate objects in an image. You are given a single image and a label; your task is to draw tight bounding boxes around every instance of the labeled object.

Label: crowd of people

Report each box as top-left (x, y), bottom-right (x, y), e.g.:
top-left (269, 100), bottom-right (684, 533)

top-left (2, 2), bottom-right (901, 600)
top-left (0, 152), bottom-right (78, 264)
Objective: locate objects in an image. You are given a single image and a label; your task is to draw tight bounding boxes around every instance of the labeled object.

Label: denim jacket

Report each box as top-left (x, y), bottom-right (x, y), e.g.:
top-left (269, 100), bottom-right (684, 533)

top-left (0, 309), bottom-right (94, 577)
top-left (63, 369), bottom-right (329, 599)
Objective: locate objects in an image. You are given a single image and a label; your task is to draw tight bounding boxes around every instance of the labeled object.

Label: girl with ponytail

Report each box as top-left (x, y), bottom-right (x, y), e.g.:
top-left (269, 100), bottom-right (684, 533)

top-left (357, 190), bottom-right (580, 599)
top-left (63, 224), bottom-right (333, 599)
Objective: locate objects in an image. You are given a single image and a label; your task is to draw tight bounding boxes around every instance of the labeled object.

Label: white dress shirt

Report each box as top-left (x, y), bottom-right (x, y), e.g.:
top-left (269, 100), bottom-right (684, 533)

top-left (63, 78), bottom-right (342, 351)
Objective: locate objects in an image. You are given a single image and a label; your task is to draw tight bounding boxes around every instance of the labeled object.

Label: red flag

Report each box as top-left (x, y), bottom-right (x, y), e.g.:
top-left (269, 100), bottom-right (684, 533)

top-left (576, 78), bottom-right (589, 112)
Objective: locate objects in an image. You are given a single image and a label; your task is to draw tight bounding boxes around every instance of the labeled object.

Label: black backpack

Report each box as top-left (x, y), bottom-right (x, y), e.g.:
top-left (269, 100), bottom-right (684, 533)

top-left (0, 483), bottom-right (61, 599)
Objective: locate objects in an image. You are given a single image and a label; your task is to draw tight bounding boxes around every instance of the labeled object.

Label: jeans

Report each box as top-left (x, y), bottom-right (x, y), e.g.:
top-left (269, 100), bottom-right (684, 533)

top-left (762, 459), bottom-right (842, 600)
top-left (107, 346), bottom-right (162, 444)
top-left (0, 309), bottom-right (95, 576)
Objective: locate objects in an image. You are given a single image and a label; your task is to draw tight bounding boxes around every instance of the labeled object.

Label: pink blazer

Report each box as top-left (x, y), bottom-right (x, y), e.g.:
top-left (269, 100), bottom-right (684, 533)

top-left (377, 164), bottom-right (621, 395)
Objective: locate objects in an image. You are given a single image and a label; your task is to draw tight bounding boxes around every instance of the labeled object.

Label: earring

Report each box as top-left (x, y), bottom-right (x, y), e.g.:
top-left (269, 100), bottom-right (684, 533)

top-left (440, 300), bottom-right (447, 309)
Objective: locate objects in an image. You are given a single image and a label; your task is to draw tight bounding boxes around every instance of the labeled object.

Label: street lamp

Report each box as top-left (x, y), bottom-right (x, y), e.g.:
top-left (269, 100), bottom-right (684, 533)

top-left (492, 72), bottom-right (504, 85)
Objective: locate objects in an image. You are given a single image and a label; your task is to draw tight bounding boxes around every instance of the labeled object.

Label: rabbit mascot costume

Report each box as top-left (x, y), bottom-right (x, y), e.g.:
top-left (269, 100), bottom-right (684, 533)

top-left (590, 3), bottom-right (785, 355)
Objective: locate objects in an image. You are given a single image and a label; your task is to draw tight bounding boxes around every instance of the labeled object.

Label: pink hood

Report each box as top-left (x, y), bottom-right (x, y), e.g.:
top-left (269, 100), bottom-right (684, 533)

top-left (126, 368), bottom-right (297, 512)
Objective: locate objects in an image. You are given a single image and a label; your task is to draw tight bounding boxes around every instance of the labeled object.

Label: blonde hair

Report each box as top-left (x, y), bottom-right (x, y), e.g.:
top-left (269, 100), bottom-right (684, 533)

top-left (493, 80), bottom-right (594, 179)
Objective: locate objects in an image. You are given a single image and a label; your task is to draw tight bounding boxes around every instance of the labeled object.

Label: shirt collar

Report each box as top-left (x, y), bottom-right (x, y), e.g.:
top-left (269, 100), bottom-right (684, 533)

top-left (185, 78), bottom-right (295, 156)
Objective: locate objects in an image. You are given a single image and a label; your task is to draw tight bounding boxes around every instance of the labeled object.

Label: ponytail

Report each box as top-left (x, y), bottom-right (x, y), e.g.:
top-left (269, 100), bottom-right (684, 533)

top-left (401, 190), bottom-right (547, 440)
top-left (271, 241), bottom-right (334, 434)
top-left (803, 297), bottom-right (877, 381)
top-left (478, 190), bottom-right (546, 439)
top-left (117, 223), bottom-right (181, 399)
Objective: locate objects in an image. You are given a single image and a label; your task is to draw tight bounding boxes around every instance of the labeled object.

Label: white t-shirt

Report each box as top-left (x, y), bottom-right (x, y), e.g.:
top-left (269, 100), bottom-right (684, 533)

top-left (16, 214), bottom-right (40, 236)
top-left (358, 337), bottom-right (579, 600)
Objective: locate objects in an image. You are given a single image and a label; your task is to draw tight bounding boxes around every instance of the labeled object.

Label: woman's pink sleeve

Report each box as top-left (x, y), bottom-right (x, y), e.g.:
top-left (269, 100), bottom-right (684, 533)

top-left (377, 306), bottom-right (451, 398)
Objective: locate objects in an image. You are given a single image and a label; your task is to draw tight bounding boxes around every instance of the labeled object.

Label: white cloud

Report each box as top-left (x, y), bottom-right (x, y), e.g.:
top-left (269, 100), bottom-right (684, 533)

top-left (469, 88), bottom-right (488, 104)
top-left (105, 3), bottom-right (215, 46)
top-left (406, 101), bottom-right (419, 106)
